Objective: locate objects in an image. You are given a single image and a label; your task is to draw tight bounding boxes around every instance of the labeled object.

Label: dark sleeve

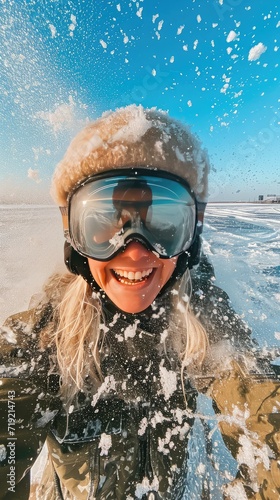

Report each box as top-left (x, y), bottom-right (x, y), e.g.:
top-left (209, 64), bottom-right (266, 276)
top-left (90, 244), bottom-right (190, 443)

top-left (0, 307), bottom-right (60, 499)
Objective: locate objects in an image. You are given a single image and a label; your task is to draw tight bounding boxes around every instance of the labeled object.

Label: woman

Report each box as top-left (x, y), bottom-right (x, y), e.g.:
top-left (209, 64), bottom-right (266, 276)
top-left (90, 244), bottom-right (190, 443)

top-left (0, 105), bottom-right (279, 499)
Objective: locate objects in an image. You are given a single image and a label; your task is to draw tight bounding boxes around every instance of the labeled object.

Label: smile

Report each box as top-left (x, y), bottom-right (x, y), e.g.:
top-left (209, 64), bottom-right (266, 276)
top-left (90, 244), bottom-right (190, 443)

top-left (113, 268), bottom-right (154, 285)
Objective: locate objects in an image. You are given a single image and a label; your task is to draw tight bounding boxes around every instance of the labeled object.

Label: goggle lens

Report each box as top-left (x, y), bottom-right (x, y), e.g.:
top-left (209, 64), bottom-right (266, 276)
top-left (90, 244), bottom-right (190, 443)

top-left (67, 170), bottom-right (197, 260)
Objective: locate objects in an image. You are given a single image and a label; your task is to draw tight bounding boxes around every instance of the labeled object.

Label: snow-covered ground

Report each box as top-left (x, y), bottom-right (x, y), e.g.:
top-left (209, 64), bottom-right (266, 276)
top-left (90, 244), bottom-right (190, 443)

top-left (0, 205), bottom-right (64, 324)
top-left (203, 203), bottom-right (280, 348)
top-left (1, 202), bottom-right (279, 498)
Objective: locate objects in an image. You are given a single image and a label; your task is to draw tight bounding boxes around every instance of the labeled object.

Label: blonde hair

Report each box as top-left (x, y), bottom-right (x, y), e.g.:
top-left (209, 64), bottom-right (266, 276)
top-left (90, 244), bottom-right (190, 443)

top-left (40, 271), bottom-right (208, 405)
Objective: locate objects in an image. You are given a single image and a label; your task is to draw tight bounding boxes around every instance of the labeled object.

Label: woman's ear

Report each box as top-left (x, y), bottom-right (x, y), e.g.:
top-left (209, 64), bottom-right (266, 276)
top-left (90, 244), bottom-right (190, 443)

top-left (64, 241), bottom-right (93, 285)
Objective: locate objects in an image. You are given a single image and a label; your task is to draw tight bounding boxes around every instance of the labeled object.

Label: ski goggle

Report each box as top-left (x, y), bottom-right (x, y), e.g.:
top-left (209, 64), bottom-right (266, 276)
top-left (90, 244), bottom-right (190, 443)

top-left (61, 168), bottom-right (198, 261)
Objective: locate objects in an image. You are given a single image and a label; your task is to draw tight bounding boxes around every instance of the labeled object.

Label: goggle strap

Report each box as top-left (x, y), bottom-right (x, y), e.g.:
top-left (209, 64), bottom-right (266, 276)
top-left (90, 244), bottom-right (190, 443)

top-left (59, 206), bottom-right (68, 216)
top-left (196, 202), bottom-right (207, 235)
top-left (59, 206), bottom-right (69, 233)
top-left (197, 202), bottom-right (207, 221)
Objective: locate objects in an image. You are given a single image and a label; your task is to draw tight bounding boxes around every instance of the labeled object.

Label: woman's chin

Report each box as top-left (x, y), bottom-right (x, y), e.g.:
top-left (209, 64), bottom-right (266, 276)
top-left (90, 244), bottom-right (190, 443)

top-left (109, 294), bottom-right (155, 314)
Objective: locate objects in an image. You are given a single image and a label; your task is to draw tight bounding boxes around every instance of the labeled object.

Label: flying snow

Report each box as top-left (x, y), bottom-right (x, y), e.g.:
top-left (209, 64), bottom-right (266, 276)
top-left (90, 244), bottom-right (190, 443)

top-left (28, 168), bottom-right (41, 183)
top-left (248, 42), bottom-right (267, 61)
top-left (226, 30), bottom-right (238, 43)
top-left (100, 39), bottom-right (107, 49)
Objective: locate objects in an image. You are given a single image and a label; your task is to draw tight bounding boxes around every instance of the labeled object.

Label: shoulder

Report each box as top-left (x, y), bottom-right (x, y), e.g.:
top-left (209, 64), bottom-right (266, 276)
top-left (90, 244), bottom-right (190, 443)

top-left (0, 303), bottom-right (53, 376)
top-left (1, 308), bottom-right (41, 350)
top-left (190, 253), bottom-right (253, 350)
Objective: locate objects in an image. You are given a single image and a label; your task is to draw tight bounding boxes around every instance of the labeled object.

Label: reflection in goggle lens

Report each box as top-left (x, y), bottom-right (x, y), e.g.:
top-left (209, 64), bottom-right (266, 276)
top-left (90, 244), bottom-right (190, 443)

top-left (68, 170), bottom-right (197, 261)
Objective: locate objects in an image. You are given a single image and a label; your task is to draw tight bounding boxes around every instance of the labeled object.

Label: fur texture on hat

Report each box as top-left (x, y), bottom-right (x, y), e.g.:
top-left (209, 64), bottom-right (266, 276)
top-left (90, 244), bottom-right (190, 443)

top-left (51, 105), bottom-right (210, 206)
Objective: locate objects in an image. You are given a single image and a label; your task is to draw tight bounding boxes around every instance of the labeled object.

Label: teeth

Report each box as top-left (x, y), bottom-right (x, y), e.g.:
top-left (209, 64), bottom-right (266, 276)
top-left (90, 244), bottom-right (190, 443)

top-left (114, 268), bottom-right (153, 284)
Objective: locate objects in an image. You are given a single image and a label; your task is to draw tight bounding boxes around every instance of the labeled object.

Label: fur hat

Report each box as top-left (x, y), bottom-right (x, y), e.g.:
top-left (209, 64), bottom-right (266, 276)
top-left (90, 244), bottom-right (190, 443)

top-left (51, 105), bottom-right (210, 206)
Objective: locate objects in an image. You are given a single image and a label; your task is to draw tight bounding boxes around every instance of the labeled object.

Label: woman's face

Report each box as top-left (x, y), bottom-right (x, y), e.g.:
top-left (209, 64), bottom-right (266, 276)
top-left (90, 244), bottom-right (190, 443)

top-left (88, 241), bottom-right (177, 313)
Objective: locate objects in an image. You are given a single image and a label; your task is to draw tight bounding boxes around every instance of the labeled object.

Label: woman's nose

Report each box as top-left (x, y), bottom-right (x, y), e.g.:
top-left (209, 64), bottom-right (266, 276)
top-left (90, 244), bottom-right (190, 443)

top-left (122, 240), bottom-right (151, 261)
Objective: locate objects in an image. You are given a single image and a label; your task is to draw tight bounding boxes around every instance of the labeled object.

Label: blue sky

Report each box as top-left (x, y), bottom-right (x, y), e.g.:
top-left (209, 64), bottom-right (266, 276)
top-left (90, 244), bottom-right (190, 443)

top-left (0, 0), bottom-right (279, 202)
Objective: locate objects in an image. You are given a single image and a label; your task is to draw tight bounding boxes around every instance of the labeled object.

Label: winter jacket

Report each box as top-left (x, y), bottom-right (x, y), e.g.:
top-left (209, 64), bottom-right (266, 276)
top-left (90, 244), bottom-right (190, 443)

top-left (0, 255), bottom-right (279, 499)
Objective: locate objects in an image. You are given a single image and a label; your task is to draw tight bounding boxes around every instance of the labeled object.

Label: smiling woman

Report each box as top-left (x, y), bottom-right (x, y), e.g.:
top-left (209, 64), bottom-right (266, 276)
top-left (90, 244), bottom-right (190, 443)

top-left (0, 105), bottom-right (279, 500)
top-left (88, 241), bottom-right (178, 313)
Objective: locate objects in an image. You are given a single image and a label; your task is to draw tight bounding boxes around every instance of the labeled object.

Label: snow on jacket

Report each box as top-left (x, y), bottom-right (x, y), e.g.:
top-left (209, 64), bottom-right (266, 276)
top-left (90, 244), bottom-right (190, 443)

top-left (0, 256), bottom-right (279, 499)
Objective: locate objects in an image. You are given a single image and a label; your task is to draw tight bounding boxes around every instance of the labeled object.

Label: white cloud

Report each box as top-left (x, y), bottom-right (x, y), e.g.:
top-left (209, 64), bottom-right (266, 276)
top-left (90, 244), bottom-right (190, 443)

top-left (248, 42), bottom-right (267, 61)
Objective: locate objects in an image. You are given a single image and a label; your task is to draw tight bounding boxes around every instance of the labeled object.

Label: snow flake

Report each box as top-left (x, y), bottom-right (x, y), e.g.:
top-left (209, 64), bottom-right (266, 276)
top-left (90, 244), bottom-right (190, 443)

top-left (248, 43), bottom-right (267, 61)
top-left (138, 417), bottom-right (148, 436)
top-left (196, 463), bottom-right (206, 475)
top-left (91, 375), bottom-right (116, 407)
top-left (28, 168), bottom-right (41, 184)
top-left (48, 24), bottom-right (57, 38)
top-left (159, 366), bottom-right (177, 400)
top-left (100, 39), bottom-right (107, 49)
top-left (237, 434), bottom-right (270, 474)
top-left (226, 30), bottom-right (238, 43)
top-left (36, 410), bottom-right (58, 427)
top-left (111, 106), bottom-right (152, 143)
top-left (135, 476), bottom-right (159, 498)
top-left (34, 97), bottom-right (78, 133)
top-left (68, 14), bottom-right (77, 37)
top-left (177, 25), bottom-right (185, 35)
top-left (99, 433), bottom-right (112, 456)
top-left (124, 320), bottom-right (140, 340)
top-left (160, 329), bottom-right (168, 343)
top-left (224, 482), bottom-right (248, 500)
top-left (136, 7), bottom-right (143, 19)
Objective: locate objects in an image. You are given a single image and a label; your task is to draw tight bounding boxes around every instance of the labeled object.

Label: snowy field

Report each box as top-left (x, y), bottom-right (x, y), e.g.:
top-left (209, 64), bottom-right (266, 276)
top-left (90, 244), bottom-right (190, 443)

top-left (203, 203), bottom-right (280, 348)
top-left (1, 202), bottom-right (280, 498)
